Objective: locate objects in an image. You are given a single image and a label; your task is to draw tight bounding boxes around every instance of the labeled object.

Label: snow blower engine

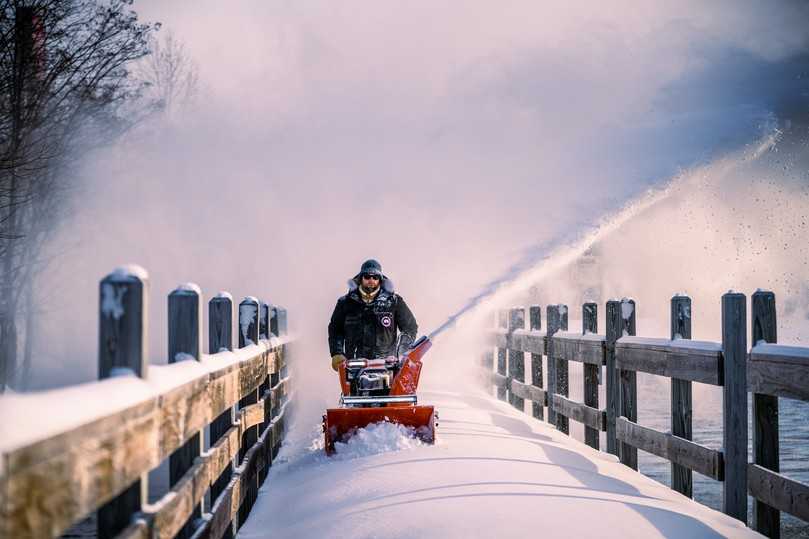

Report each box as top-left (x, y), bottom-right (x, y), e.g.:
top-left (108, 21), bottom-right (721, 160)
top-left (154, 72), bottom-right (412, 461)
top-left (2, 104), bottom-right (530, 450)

top-left (323, 336), bottom-right (436, 454)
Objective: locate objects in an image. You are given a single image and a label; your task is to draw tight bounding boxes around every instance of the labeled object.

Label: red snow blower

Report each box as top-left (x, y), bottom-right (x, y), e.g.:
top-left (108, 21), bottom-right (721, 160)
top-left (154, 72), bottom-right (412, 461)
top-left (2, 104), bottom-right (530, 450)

top-left (323, 336), bottom-right (436, 454)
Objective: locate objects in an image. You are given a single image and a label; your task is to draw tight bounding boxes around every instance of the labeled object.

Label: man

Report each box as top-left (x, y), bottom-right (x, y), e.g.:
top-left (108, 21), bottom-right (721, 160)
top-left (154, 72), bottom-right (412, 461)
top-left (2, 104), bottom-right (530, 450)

top-left (328, 259), bottom-right (418, 371)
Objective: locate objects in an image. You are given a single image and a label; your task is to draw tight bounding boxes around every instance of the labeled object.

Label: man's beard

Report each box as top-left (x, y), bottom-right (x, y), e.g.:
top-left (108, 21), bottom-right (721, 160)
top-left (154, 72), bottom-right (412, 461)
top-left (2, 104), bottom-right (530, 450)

top-left (361, 284), bottom-right (380, 294)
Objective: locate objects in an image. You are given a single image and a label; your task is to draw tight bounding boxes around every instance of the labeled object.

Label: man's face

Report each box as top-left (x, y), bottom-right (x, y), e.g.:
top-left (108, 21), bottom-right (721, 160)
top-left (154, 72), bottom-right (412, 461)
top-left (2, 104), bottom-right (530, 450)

top-left (361, 273), bottom-right (381, 291)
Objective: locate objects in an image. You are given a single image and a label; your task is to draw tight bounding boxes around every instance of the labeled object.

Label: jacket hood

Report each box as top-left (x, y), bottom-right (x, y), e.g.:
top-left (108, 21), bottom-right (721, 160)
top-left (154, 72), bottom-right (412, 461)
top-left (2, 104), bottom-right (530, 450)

top-left (348, 274), bottom-right (394, 293)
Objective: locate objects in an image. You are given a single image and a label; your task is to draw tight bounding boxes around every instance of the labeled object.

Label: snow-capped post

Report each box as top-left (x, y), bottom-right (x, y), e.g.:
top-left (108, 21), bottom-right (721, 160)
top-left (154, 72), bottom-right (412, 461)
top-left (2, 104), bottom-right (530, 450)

top-left (556, 305), bottom-right (570, 433)
top-left (618, 298), bottom-right (637, 469)
top-left (751, 290), bottom-right (778, 536)
top-left (97, 265), bottom-right (149, 538)
top-left (98, 266), bottom-right (149, 379)
top-left (721, 291), bottom-right (747, 523)
top-left (258, 301), bottom-right (272, 479)
top-left (276, 306), bottom-right (288, 336)
top-left (508, 307), bottom-right (526, 411)
top-left (670, 294), bottom-right (693, 498)
top-left (270, 305), bottom-right (279, 337)
top-left (259, 301), bottom-right (269, 340)
top-left (497, 309), bottom-right (509, 402)
top-left (605, 300), bottom-right (618, 455)
top-left (583, 302), bottom-right (599, 449)
top-left (238, 296), bottom-right (260, 523)
top-left (209, 291), bottom-right (234, 528)
top-left (529, 305), bottom-right (543, 420)
top-left (168, 283), bottom-right (204, 538)
top-left (546, 304), bottom-right (567, 429)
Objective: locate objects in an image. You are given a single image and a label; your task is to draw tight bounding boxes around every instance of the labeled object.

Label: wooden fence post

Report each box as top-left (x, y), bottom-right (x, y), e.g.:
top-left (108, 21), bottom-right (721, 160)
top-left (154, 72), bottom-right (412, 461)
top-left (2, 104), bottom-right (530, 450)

top-left (270, 304), bottom-right (280, 337)
top-left (721, 291), bottom-right (748, 523)
top-left (259, 301), bottom-right (270, 340)
top-left (209, 292), bottom-right (235, 539)
top-left (97, 266), bottom-right (149, 538)
top-left (752, 290), bottom-right (779, 537)
top-left (671, 294), bottom-right (693, 498)
top-left (509, 307), bottom-right (526, 411)
top-left (583, 302), bottom-right (599, 449)
top-left (238, 296), bottom-right (260, 526)
top-left (497, 309), bottom-right (508, 402)
top-left (168, 283), bottom-right (204, 539)
top-left (546, 305), bottom-right (568, 430)
top-left (529, 305), bottom-right (543, 420)
top-left (259, 301), bottom-right (272, 480)
top-left (605, 300), bottom-right (620, 456)
top-left (618, 298), bottom-right (637, 469)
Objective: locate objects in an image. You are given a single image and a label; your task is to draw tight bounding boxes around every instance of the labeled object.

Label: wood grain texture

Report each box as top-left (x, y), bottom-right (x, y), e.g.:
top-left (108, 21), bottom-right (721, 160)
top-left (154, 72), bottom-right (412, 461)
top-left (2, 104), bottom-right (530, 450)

top-left (618, 299), bottom-right (638, 470)
top-left (615, 417), bottom-right (723, 481)
top-left (605, 300), bottom-right (620, 456)
top-left (751, 290), bottom-right (780, 538)
top-left (508, 307), bottom-right (526, 411)
top-left (583, 303), bottom-right (600, 450)
top-left (510, 378), bottom-right (548, 406)
top-left (670, 295), bottom-right (693, 498)
top-left (496, 310), bottom-right (508, 402)
top-left (551, 333), bottom-right (606, 366)
top-left (552, 394), bottom-right (605, 432)
top-left (0, 343), bottom-right (283, 539)
top-left (529, 305), bottom-right (544, 420)
top-left (546, 305), bottom-right (567, 431)
top-left (97, 269), bottom-right (149, 539)
top-left (748, 464), bottom-right (809, 523)
top-left (168, 286), bottom-right (204, 538)
top-left (721, 292), bottom-right (748, 523)
top-left (748, 352), bottom-right (809, 402)
top-left (614, 339), bottom-right (722, 385)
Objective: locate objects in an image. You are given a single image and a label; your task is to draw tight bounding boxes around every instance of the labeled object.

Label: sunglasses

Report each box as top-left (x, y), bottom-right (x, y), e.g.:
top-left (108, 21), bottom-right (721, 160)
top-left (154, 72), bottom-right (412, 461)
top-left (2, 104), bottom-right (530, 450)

top-left (361, 273), bottom-right (381, 280)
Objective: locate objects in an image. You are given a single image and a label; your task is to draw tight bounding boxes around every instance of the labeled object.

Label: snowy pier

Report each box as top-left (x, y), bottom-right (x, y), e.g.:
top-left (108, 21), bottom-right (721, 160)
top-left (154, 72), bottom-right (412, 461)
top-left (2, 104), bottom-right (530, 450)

top-left (239, 390), bottom-right (760, 539)
top-left (2, 285), bottom-right (809, 539)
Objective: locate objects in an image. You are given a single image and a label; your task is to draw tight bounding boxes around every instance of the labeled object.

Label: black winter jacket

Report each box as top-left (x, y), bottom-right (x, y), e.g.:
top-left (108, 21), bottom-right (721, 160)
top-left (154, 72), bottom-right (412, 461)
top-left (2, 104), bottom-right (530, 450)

top-left (328, 276), bottom-right (418, 360)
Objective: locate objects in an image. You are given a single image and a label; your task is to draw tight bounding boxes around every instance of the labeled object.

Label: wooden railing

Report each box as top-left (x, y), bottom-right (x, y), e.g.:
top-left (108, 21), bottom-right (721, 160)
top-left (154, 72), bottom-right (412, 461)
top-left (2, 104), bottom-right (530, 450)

top-left (484, 290), bottom-right (809, 538)
top-left (0, 266), bottom-right (294, 539)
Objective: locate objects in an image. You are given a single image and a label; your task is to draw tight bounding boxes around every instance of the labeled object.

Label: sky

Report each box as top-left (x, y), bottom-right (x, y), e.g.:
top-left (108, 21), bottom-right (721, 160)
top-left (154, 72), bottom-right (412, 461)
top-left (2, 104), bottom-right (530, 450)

top-left (23, 0), bottom-right (809, 390)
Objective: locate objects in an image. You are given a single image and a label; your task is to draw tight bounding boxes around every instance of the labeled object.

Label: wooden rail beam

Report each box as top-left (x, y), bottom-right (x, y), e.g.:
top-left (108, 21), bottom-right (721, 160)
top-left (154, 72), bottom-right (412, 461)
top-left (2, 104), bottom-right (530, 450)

top-left (553, 394), bottom-right (606, 432)
top-left (616, 417), bottom-right (723, 481)
top-left (615, 337), bottom-right (723, 385)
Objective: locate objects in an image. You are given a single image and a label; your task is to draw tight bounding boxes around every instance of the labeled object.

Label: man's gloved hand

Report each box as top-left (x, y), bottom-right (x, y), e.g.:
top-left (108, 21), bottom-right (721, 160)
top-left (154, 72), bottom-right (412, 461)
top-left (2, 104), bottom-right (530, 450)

top-left (331, 354), bottom-right (347, 372)
top-left (396, 333), bottom-right (415, 359)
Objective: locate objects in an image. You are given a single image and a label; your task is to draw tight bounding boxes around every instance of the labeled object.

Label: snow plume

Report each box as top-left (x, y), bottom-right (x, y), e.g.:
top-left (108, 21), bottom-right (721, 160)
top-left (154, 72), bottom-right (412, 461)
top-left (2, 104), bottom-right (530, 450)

top-left (18, 2), bottom-right (809, 465)
top-left (423, 126), bottom-right (809, 396)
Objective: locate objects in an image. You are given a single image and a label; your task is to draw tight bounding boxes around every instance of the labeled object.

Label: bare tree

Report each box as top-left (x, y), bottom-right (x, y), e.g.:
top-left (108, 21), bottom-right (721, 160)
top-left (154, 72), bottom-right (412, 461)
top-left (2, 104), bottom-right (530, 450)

top-left (0, 0), bottom-right (156, 391)
top-left (136, 30), bottom-right (198, 118)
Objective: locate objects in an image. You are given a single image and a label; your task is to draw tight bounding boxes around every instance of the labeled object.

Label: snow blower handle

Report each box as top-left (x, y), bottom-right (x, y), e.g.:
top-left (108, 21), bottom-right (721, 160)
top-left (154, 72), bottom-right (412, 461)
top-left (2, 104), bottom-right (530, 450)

top-left (390, 335), bottom-right (432, 395)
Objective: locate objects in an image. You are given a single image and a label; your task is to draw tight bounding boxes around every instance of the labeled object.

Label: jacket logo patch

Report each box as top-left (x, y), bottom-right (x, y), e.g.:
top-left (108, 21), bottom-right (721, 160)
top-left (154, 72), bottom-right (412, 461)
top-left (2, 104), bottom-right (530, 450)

top-left (380, 315), bottom-right (393, 328)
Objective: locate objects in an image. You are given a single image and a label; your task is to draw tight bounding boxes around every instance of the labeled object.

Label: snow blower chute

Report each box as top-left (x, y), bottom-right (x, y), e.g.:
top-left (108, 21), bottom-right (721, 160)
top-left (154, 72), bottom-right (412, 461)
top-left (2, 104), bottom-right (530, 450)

top-left (323, 336), bottom-right (436, 454)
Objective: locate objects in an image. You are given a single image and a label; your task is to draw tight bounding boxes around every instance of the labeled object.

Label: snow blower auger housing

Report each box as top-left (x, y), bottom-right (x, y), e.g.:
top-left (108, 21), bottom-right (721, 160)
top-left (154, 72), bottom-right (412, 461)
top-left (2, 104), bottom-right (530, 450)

top-left (323, 336), bottom-right (436, 454)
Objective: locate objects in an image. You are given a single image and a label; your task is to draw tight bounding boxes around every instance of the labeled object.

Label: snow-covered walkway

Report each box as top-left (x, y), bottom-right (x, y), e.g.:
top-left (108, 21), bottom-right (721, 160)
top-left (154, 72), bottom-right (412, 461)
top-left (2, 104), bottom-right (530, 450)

top-left (238, 390), bottom-right (759, 538)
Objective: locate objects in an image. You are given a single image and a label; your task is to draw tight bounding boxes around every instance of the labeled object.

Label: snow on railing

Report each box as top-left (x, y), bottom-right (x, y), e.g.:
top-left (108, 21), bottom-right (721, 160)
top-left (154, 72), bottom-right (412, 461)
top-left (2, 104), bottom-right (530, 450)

top-left (0, 266), bottom-right (294, 539)
top-left (483, 291), bottom-right (809, 538)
